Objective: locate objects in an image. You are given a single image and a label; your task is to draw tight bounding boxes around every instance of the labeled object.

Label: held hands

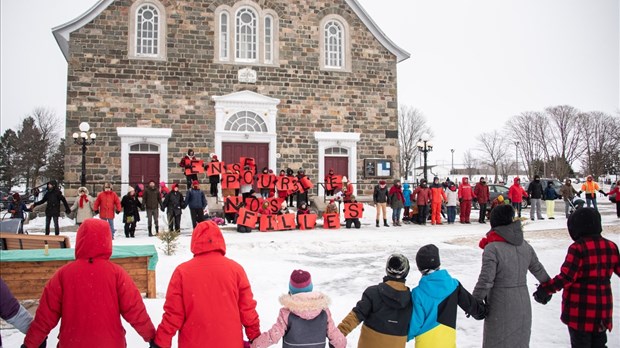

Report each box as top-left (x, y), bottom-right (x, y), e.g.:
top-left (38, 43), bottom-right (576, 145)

top-left (469, 299), bottom-right (488, 320)
top-left (533, 285), bottom-right (552, 305)
top-left (149, 339), bottom-right (161, 348)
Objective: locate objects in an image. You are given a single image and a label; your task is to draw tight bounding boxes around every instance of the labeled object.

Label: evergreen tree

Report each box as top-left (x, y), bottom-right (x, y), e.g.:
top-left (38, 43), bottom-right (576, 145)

top-left (0, 129), bottom-right (19, 189)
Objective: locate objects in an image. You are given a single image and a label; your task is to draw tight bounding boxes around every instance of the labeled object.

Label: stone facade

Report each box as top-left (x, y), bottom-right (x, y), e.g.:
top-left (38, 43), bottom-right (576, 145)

top-left (57, 0), bottom-right (408, 196)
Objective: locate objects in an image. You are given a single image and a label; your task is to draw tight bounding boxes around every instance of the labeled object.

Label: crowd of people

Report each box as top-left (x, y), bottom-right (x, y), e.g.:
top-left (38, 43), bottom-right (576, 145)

top-left (2, 205), bottom-right (617, 348)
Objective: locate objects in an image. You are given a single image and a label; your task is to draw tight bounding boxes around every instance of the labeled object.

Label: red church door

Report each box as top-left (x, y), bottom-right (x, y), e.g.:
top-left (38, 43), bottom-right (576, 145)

top-left (222, 142), bottom-right (270, 182)
top-left (325, 157), bottom-right (349, 180)
top-left (129, 154), bottom-right (160, 186)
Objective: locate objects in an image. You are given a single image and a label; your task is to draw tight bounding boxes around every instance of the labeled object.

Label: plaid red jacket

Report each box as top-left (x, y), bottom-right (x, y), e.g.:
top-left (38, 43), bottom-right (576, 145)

top-left (540, 236), bottom-right (620, 332)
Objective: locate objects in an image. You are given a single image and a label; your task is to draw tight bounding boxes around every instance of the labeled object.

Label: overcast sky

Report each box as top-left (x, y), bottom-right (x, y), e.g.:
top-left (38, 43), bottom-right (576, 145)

top-left (1, 0), bottom-right (618, 166)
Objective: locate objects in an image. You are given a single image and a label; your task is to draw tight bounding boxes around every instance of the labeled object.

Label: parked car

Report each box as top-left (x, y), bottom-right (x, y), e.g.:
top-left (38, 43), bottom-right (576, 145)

top-left (472, 184), bottom-right (529, 211)
top-left (523, 178), bottom-right (563, 205)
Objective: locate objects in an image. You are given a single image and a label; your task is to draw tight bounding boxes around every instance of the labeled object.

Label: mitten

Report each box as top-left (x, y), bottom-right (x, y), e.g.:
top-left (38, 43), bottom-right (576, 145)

top-left (243, 341), bottom-right (251, 348)
top-left (469, 299), bottom-right (487, 320)
top-left (94, 210), bottom-right (99, 215)
top-left (599, 190), bottom-right (607, 196)
top-left (149, 339), bottom-right (161, 348)
top-left (533, 286), bottom-right (552, 305)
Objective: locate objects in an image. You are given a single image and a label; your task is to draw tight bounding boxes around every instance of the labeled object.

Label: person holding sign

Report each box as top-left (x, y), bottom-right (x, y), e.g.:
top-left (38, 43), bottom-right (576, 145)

top-left (296, 168), bottom-right (310, 208)
top-left (324, 168), bottom-right (337, 196)
top-left (285, 168), bottom-right (297, 207)
top-left (207, 155), bottom-right (221, 197)
top-left (258, 167), bottom-right (273, 198)
top-left (341, 176), bottom-right (353, 203)
top-left (344, 196), bottom-right (363, 229)
top-left (179, 149), bottom-right (198, 190)
top-left (296, 202), bottom-right (310, 228)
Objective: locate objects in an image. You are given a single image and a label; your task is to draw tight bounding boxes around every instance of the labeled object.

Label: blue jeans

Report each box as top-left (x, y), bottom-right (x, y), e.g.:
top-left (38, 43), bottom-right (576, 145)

top-left (102, 218), bottom-right (115, 238)
top-left (586, 197), bottom-right (598, 211)
top-left (512, 202), bottom-right (522, 217)
top-left (392, 207), bottom-right (402, 222)
top-left (447, 206), bottom-right (456, 223)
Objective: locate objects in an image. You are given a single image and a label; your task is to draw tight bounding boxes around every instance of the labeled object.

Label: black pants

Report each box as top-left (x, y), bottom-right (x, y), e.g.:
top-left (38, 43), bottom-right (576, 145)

top-left (185, 174), bottom-right (198, 190)
top-left (345, 219), bottom-right (361, 229)
top-left (297, 192), bottom-right (308, 207)
top-left (124, 222), bottom-right (136, 237)
top-left (45, 215), bottom-right (60, 235)
top-left (478, 203), bottom-right (487, 222)
top-left (168, 213), bottom-right (181, 231)
top-left (189, 208), bottom-right (204, 228)
top-left (568, 327), bottom-right (607, 348)
top-left (417, 205), bottom-right (429, 224)
top-left (288, 194), bottom-right (295, 207)
top-left (210, 182), bottom-right (218, 197)
top-left (615, 201), bottom-right (620, 218)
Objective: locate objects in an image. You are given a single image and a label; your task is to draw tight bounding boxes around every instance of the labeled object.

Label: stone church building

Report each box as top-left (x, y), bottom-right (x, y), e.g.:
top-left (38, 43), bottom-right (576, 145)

top-left (54, 0), bottom-right (409, 196)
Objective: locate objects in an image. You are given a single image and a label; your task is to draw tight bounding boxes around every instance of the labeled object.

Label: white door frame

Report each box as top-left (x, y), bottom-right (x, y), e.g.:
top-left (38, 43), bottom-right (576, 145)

top-left (117, 127), bottom-right (173, 195)
top-left (314, 132), bottom-right (361, 196)
top-left (212, 90), bottom-right (280, 169)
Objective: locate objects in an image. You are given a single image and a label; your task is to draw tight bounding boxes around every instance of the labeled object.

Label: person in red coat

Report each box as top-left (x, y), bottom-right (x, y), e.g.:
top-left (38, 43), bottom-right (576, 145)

top-left (474, 177), bottom-right (490, 224)
top-left (154, 221), bottom-right (261, 348)
top-left (534, 208), bottom-right (620, 348)
top-left (606, 179), bottom-right (620, 218)
top-left (458, 177), bottom-right (475, 223)
top-left (93, 182), bottom-right (122, 239)
top-left (507, 177), bottom-right (528, 218)
top-left (22, 219), bottom-right (156, 348)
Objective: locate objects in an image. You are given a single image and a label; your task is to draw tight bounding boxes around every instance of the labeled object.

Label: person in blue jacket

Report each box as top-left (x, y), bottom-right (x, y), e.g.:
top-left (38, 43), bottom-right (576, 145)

top-left (408, 244), bottom-right (486, 347)
top-left (184, 180), bottom-right (207, 228)
top-left (402, 183), bottom-right (412, 223)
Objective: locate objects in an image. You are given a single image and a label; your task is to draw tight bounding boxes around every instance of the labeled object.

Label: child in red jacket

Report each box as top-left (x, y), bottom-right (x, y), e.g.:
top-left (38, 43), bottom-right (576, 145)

top-left (534, 208), bottom-right (620, 348)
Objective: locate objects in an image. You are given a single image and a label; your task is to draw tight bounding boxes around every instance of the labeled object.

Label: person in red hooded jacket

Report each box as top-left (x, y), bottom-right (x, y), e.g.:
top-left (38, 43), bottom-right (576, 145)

top-left (507, 177), bottom-right (528, 218)
top-left (458, 177), bottom-right (475, 223)
top-left (93, 182), bottom-right (122, 239)
top-left (153, 221), bottom-right (261, 348)
top-left (22, 219), bottom-right (156, 348)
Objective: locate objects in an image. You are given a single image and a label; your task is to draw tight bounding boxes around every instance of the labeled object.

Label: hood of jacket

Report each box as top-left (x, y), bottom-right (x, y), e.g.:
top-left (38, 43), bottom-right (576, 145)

top-left (279, 291), bottom-right (331, 320)
top-left (191, 221), bottom-right (226, 256)
top-left (378, 280), bottom-right (411, 309)
top-left (513, 177), bottom-right (521, 185)
top-left (415, 269), bottom-right (458, 300)
top-left (75, 219), bottom-right (112, 261)
top-left (403, 183), bottom-right (410, 191)
top-left (491, 220), bottom-right (524, 246)
top-left (462, 177), bottom-right (468, 185)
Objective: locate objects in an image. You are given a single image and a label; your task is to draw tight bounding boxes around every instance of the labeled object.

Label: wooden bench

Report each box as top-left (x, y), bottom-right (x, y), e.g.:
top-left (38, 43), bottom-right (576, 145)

top-left (0, 246), bottom-right (158, 300)
top-left (0, 232), bottom-right (71, 250)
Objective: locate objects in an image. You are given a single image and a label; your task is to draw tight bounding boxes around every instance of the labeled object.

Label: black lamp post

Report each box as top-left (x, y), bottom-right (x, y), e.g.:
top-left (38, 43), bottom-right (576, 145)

top-left (515, 141), bottom-right (520, 177)
top-left (417, 134), bottom-right (433, 181)
top-left (72, 122), bottom-right (97, 187)
top-left (450, 148), bottom-right (455, 173)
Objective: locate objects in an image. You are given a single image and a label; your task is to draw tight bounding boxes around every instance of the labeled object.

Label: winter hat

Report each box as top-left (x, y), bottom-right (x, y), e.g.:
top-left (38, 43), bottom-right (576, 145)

top-left (212, 155), bottom-right (218, 160)
top-left (342, 176), bottom-right (348, 183)
top-left (187, 148), bottom-right (194, 155)
top-left (379, 180), bottom-right (386, 185)
top-left (289, 269), bottom-right (313, 294)
top-left (567, 207), bottom-right (602, 241)
top-left (386, 253), bottom-right (410, 279)
top-left (127, 186), bottom-right (135, 194)
top-left (534, 175), bottom-right (540, 180)
top-left (490, 204), bottom-right (514, 228)
top-left (77, 187), bottom-right (89, 195)
top-left (449, 184), bottom-right (456, 192)
top-left (281, 201), bottom-right (288, 209)
top-left (497, 195), bottom-right (504, 203)
top-left (171, 183), bottom-right (178, 190)
top-left (192, 180), bottom-right (200, 187)
top-left (12, 192), bottom-right (20, 200)
top-left (416, 244), bottom-right (440, 273)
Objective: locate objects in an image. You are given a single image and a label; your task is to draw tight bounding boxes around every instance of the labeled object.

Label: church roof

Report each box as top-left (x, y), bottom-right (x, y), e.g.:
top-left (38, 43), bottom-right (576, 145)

top-left (52, 0), bottom-right (410, 62)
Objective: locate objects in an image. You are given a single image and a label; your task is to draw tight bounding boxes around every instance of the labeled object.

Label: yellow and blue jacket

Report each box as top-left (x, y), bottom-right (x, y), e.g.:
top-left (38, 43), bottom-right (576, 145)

top-left (407, 269), bottom-right (484, 348)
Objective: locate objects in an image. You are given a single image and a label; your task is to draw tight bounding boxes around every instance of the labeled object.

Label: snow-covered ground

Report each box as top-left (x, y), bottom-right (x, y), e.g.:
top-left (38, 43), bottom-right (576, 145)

top-left (2, 202), bottom-right (619, 347)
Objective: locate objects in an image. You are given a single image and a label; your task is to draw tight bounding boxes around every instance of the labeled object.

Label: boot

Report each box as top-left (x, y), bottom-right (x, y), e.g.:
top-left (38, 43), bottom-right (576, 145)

top-left (130, 228), bottom-right (135, 238)
top-left (155, 226), bottom-right (159, 235)
top-left (384, 219), bottom-right (390, 227)
top-left (396, 220), bottom-right (401, 226)
top-left (124, 225), bottom-right (130, 238)
top-left (376, 220), bottom-right (380, 227)
top-left (148, 226), bottom-right (153, 237)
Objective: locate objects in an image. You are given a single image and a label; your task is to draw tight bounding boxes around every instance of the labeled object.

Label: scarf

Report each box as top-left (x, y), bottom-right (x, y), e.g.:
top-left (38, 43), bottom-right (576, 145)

top-left (79, 194), bottom-right (89, 208)
top-left (479, 231), bottom-right (507, 249)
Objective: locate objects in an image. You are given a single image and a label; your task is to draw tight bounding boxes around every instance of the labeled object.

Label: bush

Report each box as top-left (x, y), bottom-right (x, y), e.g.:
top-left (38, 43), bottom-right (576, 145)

top-left (158, 229), bottom-right (180, 256)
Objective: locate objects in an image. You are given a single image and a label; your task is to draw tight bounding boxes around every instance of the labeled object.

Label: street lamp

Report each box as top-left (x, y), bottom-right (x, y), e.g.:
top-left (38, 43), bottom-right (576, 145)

top-left (417, 133), bottom-right (433, 181)
top-left (450, 149), bottom-right (455, 173)
top-left (515, 141), bottom-right (520, 177)
top-left (72, 122), bottom-right (96, 187)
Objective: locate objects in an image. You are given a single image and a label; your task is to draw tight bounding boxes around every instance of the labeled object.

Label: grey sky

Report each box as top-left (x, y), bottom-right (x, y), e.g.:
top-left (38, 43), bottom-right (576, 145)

top-left (1, 0), bottom-right (618, 166)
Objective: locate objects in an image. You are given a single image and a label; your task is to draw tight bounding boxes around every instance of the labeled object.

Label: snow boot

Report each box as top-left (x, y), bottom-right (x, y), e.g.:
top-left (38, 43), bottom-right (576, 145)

top-left (376, 220), bottom-right (380, 227)
top-left (148, 226), bottom-right (153, 237)
top-left (383, 219), bottom-right (390, 227)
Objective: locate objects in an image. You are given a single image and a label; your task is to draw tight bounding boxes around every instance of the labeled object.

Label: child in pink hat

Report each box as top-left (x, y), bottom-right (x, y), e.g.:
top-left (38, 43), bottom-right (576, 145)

top-left (251, 270), bottom-right (346, 348)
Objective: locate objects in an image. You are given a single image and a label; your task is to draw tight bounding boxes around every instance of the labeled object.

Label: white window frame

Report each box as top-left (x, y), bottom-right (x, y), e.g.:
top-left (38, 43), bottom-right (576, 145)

top-left (235, 7), bottom-right (258, 62)
top-left (128, 0), bottom-right (167, 61)
top-left (220, 11), bottom-right (229, 61)
top-left (319, 14), bottom-right (351, 72)
top-left (324, 20), bottom-right (344, 68)
top-left (264, 15), bottom-right (273, 64)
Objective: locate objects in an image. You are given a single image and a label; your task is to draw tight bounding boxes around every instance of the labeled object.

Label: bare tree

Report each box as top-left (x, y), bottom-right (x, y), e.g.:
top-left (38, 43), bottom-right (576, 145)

top-left (581, 112), bottom-right (620, 177)
top-left (398, 105), bottom-right (431, 179)
top-left (28, 108), bottom-right (61, 186)
top-left (477, 130), bottom-right (508, 183)
top-left (544, 105), bottom-right (582, 179)
top-left (507, 111), bottom-right (546, 179)
top-left (463, 150), bottom-right (479, 180)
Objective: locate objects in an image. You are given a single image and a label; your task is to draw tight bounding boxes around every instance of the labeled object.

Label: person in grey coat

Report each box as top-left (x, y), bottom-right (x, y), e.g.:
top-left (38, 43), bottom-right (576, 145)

top-left (70, 187), bottom-right (94, 226)
top-left (0, 278), bottom-right (45, 348)
top-left (473, 204), bottom-right (551, 348)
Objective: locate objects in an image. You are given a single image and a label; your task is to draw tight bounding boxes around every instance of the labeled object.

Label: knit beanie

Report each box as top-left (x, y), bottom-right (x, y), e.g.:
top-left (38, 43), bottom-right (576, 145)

top-left (416, 244), bottom-right (440, 273)
top-left (567, 207), bottom-right (602, 241)
top-left (385, 254), bottom-right (410, 279)
top-left (490, 205), bottom-right (514, 228)
top-left (289, 269), bottom-right (313, 294)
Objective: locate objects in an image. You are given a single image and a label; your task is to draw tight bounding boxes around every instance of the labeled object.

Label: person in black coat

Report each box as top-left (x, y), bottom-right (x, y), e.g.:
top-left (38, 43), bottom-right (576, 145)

top-left (527, 175), bottom-right (544, 221)
top-left (161, 183), bottom-right (185, 232)
top-left (121, 187), bottom-right (142, 238)
top-left (207, 155), bottom-right (221, 197)
top-left (31, 180), bottom-right (70, 236)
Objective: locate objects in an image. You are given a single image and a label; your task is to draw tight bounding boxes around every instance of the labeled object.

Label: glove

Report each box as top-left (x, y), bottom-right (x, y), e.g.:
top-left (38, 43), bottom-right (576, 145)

top-left (533, 286), bottom-right (552, 305)
top-left (94, 210), bottom-right (99, 215)
top-left (243, 341), bottom-right (251, 348)
top-left (599, 190), bottom-right (608, 196)
top-left (149, 339), bottom-right (161, 348)
top-left (115, 210), bottom-right (120, 215)
top-left (459, 198), bottom-right (463, 203)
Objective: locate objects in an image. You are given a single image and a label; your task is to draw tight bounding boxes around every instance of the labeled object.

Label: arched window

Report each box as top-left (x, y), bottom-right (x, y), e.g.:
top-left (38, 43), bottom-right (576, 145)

top-left (325, 147), bottom-right (349, 156)
top-left (130, 143), bottom-right (159, 153)
top-left (220, 12), bottom-right (229, 60)
top-left (225, 111), bottom-right (268, 132)
top-left (136, 4), bottom-right (160, 56)
top-left (236, 8), bottom-right (258, 61)
top-left (324, 20), bottom-right (343, 68)
top-left (264, 15), bottom-right (273, 63)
